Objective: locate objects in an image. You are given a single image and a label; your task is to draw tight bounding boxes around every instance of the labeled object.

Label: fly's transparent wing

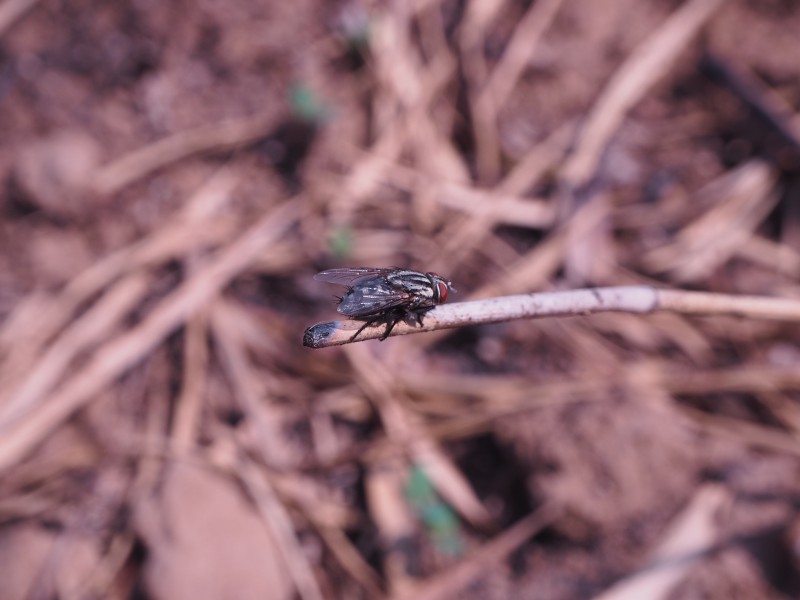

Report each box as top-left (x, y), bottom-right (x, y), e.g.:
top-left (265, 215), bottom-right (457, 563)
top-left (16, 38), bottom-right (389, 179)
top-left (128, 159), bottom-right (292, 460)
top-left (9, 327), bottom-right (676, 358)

top-left (313, 267), bottom-right (395, 287)
top-left (337, 278), bottom-right (412, 317)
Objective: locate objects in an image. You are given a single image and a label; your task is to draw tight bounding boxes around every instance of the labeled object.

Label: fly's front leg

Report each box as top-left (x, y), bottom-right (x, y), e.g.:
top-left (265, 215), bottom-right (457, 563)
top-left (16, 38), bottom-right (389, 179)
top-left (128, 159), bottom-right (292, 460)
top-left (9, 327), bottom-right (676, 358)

top-left (382, 308), bottom-right (427, 340)
top-left (350, 318), bottom-right (379, 342)
top-left (379, 311), bottom-right (406, 340)
top-left (350, 307), bottom-right (431, 342)
top-left (410, 306), bottom-right (434, 327)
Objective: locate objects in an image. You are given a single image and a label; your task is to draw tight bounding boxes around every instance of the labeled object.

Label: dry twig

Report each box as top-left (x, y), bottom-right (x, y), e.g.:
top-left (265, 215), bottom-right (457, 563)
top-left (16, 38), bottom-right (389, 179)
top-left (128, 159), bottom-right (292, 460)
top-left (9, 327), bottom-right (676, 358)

top-left (0, 200), bottom-right (302, 472)
top-left (392, 502), bottom-right (562, 600)
top-left (91, 113), bottom-right (277, 196)
top-left (0, 0), bottom-right (39, 38)
top-left (304, 286), bottom-right (800, 349)
top-left (562, 0), bottom-right (724, 189)
top-left (593, 485), bottom-right (728, 600)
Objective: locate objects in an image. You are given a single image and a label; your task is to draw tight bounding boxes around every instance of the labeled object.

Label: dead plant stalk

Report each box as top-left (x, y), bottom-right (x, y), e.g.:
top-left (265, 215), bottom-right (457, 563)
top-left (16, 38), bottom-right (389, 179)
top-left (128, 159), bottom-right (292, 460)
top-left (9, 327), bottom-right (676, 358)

top-left (303, 286), bottom-right (800, 348)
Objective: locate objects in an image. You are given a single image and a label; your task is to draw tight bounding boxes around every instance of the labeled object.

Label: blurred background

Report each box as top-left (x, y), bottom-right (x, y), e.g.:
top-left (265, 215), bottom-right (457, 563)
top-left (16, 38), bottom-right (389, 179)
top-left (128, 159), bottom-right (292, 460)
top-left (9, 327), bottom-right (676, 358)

top-left (2, 0), bottom-right (800, 598)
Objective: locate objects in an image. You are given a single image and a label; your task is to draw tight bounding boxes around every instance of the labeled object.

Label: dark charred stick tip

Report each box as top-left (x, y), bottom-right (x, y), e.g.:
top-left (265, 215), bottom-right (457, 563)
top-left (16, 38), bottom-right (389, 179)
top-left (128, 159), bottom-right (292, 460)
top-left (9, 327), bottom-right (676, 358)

top-left (303, 322), bottom-right (336, 348)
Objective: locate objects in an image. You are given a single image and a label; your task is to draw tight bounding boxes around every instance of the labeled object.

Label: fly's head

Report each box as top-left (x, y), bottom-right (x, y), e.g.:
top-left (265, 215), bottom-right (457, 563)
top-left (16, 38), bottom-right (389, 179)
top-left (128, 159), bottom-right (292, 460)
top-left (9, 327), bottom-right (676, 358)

top-left (426, 273), bottom-right (454, 305)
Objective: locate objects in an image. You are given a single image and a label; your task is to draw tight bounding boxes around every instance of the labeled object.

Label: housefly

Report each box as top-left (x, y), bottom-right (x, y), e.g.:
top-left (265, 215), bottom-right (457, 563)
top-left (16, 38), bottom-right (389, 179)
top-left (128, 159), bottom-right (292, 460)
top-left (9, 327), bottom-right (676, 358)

top-left (314, 267), bottom-right (454, 341)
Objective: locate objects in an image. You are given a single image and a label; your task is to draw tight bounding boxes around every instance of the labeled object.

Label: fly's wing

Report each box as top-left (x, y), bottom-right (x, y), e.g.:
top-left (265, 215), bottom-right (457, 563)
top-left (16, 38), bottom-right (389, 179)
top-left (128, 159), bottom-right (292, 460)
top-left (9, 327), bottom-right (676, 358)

top-left (313, 267), bottom-right (395, 287)
top-left (337, 278), bottom-right (412, 317)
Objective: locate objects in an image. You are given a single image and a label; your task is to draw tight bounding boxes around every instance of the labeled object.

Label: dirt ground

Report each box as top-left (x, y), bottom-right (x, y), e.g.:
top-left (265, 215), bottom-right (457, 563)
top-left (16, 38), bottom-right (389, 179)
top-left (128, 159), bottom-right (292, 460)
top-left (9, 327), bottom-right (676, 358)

top-left (2, 0), bottom-right (800, 598)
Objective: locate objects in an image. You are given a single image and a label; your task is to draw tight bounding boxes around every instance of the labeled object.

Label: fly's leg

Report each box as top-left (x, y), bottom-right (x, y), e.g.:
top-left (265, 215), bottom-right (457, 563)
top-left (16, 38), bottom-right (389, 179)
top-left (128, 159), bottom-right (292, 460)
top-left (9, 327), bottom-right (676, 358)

top-left (349, 312), bottom-right (400, 342)
top-left (381, 307), bottom-right (430, 340)
top-left (411, 306), bottom-right (434, 327)
top-left (350, 308), bottom-right (430, 342)
top-left (350, 318), bottom-right (379, 342)
top-left (379, 314), bottom-right (404, 341)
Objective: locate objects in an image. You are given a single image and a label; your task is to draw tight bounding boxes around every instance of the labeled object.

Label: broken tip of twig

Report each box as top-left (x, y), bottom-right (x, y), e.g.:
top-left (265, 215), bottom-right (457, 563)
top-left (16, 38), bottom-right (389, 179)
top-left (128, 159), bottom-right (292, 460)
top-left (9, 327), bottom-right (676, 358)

top-left (303, 322), bottom-right (337, 348)
top-left (303, 319), bottom-right (397, 348)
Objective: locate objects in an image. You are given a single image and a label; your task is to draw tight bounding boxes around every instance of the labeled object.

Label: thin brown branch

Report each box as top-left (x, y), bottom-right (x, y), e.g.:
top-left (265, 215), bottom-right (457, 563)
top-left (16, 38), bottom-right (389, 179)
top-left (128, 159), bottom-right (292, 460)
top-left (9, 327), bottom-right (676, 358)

top-left (391, 502), bottom-right (562, 600)
top-left (561, 0), bottom-right (724, 188)
top-left (303, 286), bottom-right (800, 349)
top-left (701, 52), bottom-right (800, 153)
top-left (593, 485), bottom-right (728, 600)
top-left (236, 451), bottom-right (326, 600)
top-left (0, 200), bottom-right (303, 473)
top-left (91, 112), bottom-right (277, 196)
top-left (0, 0), bottom-right (40, 38)
top-left (470, 0), bottom-right (564, 182)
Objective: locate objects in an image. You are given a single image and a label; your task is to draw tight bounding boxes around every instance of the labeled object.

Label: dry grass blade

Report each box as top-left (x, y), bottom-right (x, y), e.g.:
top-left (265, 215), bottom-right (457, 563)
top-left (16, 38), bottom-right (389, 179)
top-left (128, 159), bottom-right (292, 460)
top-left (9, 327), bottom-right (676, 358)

top-left (737, 235), bottom-right (800, 278)
top-left (305, 286), bottom-right (800, 348)
top-left (378, 160), bottom-right (555, 229)
top-left (346, 343), bottom-right (493, 529)
top-left (91, 113), bottom-right (277, 195)
top-left (210, 299), bottom-right (295, 468)
top-left (435, 187), bottom-right (554, 229)
top-left (478, 0), bottom-right (564, 111)
top-left (469, 0), bottom-right (564, 181)
top-left (0, 273), bottom-right (152, 427)
top-left (170, 312), bottom-right (210, 453)
top-left (0, 200), bottom-right (301, 472)
top-left (365, 458), bottom-right (415, 595)
top-left (474, 193), bottom-right (610, 299)
top-left (702, 53), bottom-right (800, 151)
top-left (678, 405), bottom-right (800, 458)
top-left (642, 160), bottom-right (779, 282)
top-left (403, 364), bottom-right (800, 406)
top-left (0, 0), bottom-right (39, 38)
top-left (391, 502), bottom-right (562, 600)
top-left (237, 454), bottom-right (325, 600)
top-left (316, 525), bottom-right (385, 599)
top-left (593, 485), bottom-right (729, 600)
top-left (0, 170), bottom-right (237, 400)
top-left (331, 9), bottom-right (458, 219)
top-left (497, 122), bottom-right (575, 196)
top-left (562, 0), bottom-right (724, 188)
top-left (401, 364), bottom-right (800, 458)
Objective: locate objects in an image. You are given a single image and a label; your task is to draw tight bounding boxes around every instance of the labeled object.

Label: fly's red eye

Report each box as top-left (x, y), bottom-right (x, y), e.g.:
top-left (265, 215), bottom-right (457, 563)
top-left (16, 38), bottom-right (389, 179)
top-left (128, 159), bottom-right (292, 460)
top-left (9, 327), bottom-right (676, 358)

top-left (436, 281), bottom-right (448, 303)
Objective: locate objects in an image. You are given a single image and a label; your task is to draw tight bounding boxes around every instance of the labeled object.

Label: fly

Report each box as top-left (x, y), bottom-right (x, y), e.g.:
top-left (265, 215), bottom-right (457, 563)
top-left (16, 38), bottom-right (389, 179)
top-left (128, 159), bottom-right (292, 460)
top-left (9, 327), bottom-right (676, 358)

top-left (314, 267), bottom-right (454, 341)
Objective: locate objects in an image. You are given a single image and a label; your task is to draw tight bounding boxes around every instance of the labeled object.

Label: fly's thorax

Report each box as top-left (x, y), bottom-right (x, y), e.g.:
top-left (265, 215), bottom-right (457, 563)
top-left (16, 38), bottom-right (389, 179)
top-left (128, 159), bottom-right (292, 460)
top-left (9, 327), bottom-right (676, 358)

top-left (386, 269), bottom-right (436, 299)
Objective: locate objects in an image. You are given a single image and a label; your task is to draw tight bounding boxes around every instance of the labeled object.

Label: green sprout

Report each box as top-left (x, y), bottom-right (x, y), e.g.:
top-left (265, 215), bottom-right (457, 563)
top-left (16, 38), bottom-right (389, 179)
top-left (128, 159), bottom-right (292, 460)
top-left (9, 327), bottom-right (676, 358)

top-left (405, 465), bottom-right (464, 558)
top-left (289, 84), bottom-right (331, 125)
top-left (327, 226), bottom-right (353, 260)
